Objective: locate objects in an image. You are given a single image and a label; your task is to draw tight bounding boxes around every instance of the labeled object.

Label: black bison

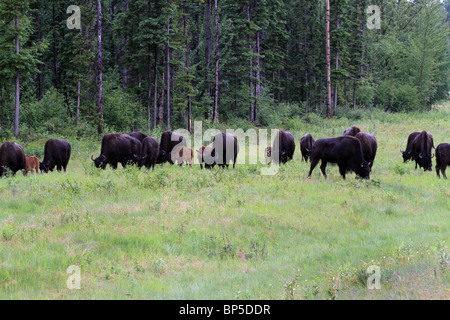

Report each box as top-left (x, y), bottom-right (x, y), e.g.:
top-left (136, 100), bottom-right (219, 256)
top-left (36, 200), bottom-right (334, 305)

top-left (0, 141), bottom-right (26, 177)
top-left (137, 136), bottom-right (160, 169)
top-left (308, 136), bottom-right (370, 179)
top-left (300, 133), bottom-right (315, 163)
top-left (435, 143), bottom-right (449, 179)
top-left (343, 126), bottom-right (361, 137)
top-left (197, 146), bottom-right (214, 169)
top-left (91, 133), bottom-right (142, 169)
top-left (210, 132), bottom-right (239, 168)
top-left (271, 130), bottom-right (295, 164)
top-left (354, 132), bottom-right (377, 170)
top-left (40, 139), bottom-right (71, 173)
top-left (411, 131), bottom-right (434, 171)
top-left (401, 132), bottom-right (420, 163)
top-left (128, 131), bottom-right (148, 142)
top-left (156, 130), bottom-right (187, 165)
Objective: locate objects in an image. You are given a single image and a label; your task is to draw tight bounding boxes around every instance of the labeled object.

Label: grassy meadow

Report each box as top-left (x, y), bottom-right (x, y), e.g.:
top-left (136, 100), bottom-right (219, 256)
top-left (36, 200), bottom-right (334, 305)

top-left (0, 103), bottom-right (449, 300)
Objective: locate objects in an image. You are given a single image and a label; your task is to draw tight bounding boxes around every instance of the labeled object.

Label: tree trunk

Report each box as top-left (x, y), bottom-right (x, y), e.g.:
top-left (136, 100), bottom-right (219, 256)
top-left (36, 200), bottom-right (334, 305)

top-left (153, 46), bottom-right (158, 128)
top-left (205, 0), bottom-right (212, 119)
top-left (334, 14), bottom-right (339, 113)
top-left (14, 16), bottom-right (20, 138)
top-left (147, 0), bottom-right (152, 132)
top-left (166, 1), bottom-right (171, 128)
top-left (36, 12), bottom-right (42, 101)
top-left (247, 3), bottom-right (254, 122)
top-left (254, 29), bottom-right (260, 122)
top-left (325, 0), bottom-right (332, 119)
top-left (183, 2), bottom-right (192, 133)
top-left (97, 0), bottom-right (104, 135)
top-left (52, 1), bottom-right (58, 90)
top-left (212, 0), bottom-right (219, 122)
top-left (304, 2), bottom-right (309, 113)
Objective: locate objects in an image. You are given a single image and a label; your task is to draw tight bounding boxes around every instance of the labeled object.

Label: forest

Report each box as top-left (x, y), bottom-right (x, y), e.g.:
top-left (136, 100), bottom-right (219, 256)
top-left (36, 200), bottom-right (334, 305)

top-left (0, 0), bottom-right (449, 139)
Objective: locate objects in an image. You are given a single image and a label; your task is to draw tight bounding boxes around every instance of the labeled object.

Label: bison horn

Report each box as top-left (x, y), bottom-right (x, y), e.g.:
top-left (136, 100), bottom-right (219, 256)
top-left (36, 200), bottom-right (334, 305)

top-left (431, 153), bottom-right (435, 158)
top-left (419, 153), bottom-right (423, 159)
top-left (91, 155), bottom-right (95, 161)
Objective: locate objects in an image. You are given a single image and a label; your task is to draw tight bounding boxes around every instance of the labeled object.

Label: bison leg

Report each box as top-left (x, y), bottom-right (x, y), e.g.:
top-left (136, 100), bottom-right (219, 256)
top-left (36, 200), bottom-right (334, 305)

top-left (338, 165), bottom-right (346, 180)
top-left (441, 165), bottom-right (447, 179)
top-left (308, 158), bottom-right (320, 177)
top-left (320, 161), bottom-right (328, 179)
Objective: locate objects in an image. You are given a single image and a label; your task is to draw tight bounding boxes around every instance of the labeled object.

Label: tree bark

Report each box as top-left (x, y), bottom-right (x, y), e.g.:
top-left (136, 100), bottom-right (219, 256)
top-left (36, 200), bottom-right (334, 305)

top-left (247, 3), bottom-right (254, 122)
top-left (212, 0), bottom-right (219, 122)
top-left (147, 0), bottom-right (152, 131)
top-left (14, 16), bottom-right (20, 138)
top-left (334, 14), bottom-right (339, 113)
top-left (166, 1), bottom-right (171, 128)
top-left (205, 0), bottom-right (212, 119)
top-left (325, 0), bottom-right (332, 119)
top-left (97, 0), bottom-right (104, 134)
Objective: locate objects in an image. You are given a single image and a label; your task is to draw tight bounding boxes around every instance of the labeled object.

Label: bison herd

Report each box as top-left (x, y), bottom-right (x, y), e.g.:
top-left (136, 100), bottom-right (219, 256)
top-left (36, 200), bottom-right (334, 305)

top-left (0, 127), bottom-right (448, 179)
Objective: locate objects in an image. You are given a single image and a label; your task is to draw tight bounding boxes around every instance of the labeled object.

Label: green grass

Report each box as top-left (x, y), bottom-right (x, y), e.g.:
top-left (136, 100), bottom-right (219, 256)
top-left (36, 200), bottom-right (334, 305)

top-left (0, 102), bottom-right (449, 300)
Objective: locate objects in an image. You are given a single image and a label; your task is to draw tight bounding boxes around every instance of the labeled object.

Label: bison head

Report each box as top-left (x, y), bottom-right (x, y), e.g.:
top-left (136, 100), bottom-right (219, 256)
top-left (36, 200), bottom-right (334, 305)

top-left (91, 155), bottom-right (106, 168)
top-left (0, 166), bottom-right (5, 177)
top-left (39, 160), bottom-right (53, 173)
top-left (156, 150), bottom-right (167, 164)
top-left (401, 150), bottom-right (412, 163)
top-left (418, 153), bottom-right (434, 171)
top-left (357, 161), bottom-right (371, 179)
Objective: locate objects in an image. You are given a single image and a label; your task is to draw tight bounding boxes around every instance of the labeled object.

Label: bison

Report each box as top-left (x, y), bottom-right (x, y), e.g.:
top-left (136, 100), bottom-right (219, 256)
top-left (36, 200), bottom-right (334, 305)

top-left (197, 146), bottom-right (214, 169)
top-left (271, 130), bottom-right (295, 164)
top-left (308, 136), bottom-right (370, 180)
top-left (435, 143), bottom-right (450, 179)
top-left (210, 132), bottom-right (239, 169)
top-left (300, 134), bottom-right (315, 163)
top-left (156, 130), bottom-right (187, 165)
top-left (40, 139), bottom-right (72, 173)
top-left (265, 146), bottom-right (272, 165)
top-left (354, 132), bottom-right (377, 170)
top-left (25, 156), bottom-right (40, 175)
top-left (0, 141), bottom-right (26, 177)
top-left (343, 126), bottom-right (361, 137)
top-left (91, 133), bottom-right (141, 169)
top-left (401, 132), bottom-right (420, 163)
top-left (174, 146), bottom-right (194, 167)
top-left (411, 131), bottom-right (434, 171)
top-left (128, 131), bottom-right (148, 142)
top-left (137, 136), bottom-right (159, 169)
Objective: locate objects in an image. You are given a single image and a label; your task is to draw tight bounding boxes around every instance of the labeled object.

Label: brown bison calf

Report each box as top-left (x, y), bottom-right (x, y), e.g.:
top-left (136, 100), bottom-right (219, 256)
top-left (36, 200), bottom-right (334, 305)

top-left (25, 156), bottom-right (40, 175)
top-left (175, 146), bottom-right (193, 167)
top-left (265, 147), bottom-right (272, 165)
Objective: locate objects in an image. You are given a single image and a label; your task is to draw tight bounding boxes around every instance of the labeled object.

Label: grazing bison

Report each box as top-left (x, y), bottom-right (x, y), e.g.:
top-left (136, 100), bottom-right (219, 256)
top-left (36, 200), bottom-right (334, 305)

top-left (156, 130), bottom-right (187, 165)
top-left (25, 156), bottom-right (40, 175)
top-left (174, 147), bottom-right (194, 167)
top-left (91, 133), bottom-right (141, 169)
top-left (137, 136), bottom-right (159, 169)
top-left (343, 126), bottom-right (361, 137)
top-left (435, 143), bottom-right (450, 179)
top-left (210, 132), bottom-right (239, 169)
top-left (354, 132), bottom-right (377, 170)
top-left (308, 136), bottom-right (370, 179)
top-left (271, 130), bottom-right (295, 164)
top-left (401, 132), bottom-right (420, 163)
top-left (265, 146), bottom-right (272, 165)
top-left (197, 146), bottom-right (214, 169)
top-left (128, 131), bottom-right (148, 142)
top-left (300, 134), bottom-right (315, 163)
top-left (411, 131), bottom-right (434, 171)
top-left (40, 139), bottom-right (72, 173)
top-left (0, 142), bottom-right (26, 177)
